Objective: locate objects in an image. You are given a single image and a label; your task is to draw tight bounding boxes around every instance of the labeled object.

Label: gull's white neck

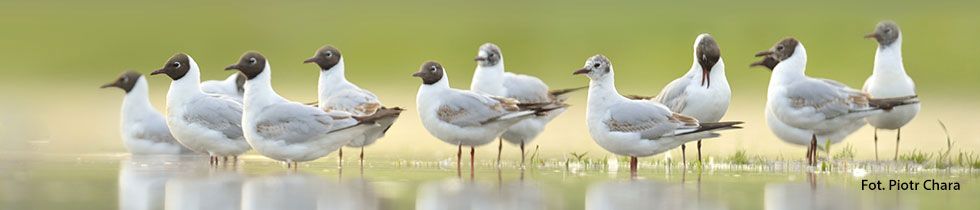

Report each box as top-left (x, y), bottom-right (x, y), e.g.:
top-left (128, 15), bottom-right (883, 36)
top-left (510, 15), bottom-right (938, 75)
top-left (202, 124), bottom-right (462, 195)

top-left (166, 59), bottom-right (204, 106)
top-left (122, 77), bottom-right (158, 119)
top-left (873, 35), bottom-right (906, 76)
top-left (417, 72), bottom-right (451, 113)
top-left (771, 45), bottom-right (808, 87)
top-left (586, 71), bottom-right (625, 112)
top-left (244, 64), bottom-right (286, 110)
top-left (318, 59), bottom-right (354, 100)
top-left (685, 58), bottom-right (728, 87)
top-left (470, 62), bottom-right (506, 95)
top-left (420, 72), bottom-right (451, 92)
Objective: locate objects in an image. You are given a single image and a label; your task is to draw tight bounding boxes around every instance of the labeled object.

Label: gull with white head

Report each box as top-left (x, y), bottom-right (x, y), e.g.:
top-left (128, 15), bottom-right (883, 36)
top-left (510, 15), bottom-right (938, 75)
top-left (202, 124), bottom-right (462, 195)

top-left (862, 21), bottom-right (920, 161)
top-left (574, 54), bottom-right (742, 176)
top-left (470, 42), bottom-right (583, 168)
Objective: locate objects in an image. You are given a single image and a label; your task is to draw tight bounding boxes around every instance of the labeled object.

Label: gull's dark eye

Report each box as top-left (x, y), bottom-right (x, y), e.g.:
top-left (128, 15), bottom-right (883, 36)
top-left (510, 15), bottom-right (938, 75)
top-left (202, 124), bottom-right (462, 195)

top-left (430, 66), bottom-right (437, 72)
top-left (488, 53), bottom-right (495, 57)
top-left (593, 63), bottom-right (601, 68)
top-left (248, 57), bottom-right (257, 64)
top-left (776, 46), bottom-right (784, 51)
top-left (172, 62), bottom-right (180, 68)
top-left (884, 29), bottom-right (891, 33)
top-left (325, 52), bottom-right (333, 57)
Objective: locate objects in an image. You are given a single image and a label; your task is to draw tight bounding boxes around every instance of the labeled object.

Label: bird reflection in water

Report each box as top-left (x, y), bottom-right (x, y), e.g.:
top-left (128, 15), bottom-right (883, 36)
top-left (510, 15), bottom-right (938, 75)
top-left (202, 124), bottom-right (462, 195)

top-left (764, 173), bottom-right (859, 210)
top-left (416, 178), bottom-right (555, 210)
top-left (243, 173), bottom-right (383, 210)
top-left (117, 156), bottom-right (384, 210)
top-left (585, 180), bottom-right (728, 210)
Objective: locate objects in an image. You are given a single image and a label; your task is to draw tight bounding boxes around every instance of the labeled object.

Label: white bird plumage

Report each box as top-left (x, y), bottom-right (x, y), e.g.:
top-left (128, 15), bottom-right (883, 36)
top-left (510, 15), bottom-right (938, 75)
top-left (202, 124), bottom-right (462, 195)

top-left (305, 45), bottom-right (402, 165)
top-left (575, 54), bottom-right (741, 175)
top-left (753, 38), bottom-right (919, 165)
top-left (414, 61), bottom-right (554, 171)
top-left (469, 43), bottom-right (578, 166)
top-left (152, 53), bottom-right (251, 163)
top-left (226, 52), bottom-right (392, 166)
top-left (102, 71), bottom-right (193, 155)
top-left (201, 72), bottom-right (246, 102)
top-left (862, 21), bottom-right (920, 160)
top-left (630, 34), bottom-right (731, 164)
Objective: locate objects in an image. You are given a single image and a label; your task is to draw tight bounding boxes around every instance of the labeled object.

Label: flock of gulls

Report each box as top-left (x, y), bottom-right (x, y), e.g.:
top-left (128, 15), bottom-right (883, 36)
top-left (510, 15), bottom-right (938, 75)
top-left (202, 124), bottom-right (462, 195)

top-left (101, 21), bottom-right (920, 175)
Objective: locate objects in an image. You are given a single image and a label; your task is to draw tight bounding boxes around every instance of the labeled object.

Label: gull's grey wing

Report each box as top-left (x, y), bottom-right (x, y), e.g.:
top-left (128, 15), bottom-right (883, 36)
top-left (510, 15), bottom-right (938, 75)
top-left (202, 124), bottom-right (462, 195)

top-left (774, 78), bottom-right (873, 127)
top-left (654, 76), bottom-right (691, 113)
top-left (437, 91), bottom-right (519, 127)
top-left (183, 97), bottom-right (244, 140)
top-left (323, 88), bottom-right (381, 116)
top-left (603, 101), bottom-right (698, 140)
top-left (502, 73), bottom-right (551, 103)
top-left (253, 102), bottom-right (359, 144)
top-left (140, 118), bottom-right (178, 143)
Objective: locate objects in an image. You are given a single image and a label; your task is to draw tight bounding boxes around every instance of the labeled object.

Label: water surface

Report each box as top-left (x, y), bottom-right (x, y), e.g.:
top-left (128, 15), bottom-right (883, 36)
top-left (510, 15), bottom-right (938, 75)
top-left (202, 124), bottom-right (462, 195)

top-left (1, 154), bottom-right (977, 210)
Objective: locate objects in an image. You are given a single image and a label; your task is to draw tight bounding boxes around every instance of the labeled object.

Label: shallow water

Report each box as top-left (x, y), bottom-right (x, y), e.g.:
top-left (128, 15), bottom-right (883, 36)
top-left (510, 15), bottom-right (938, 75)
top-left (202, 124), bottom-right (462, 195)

top-left (1, 154), bottom-right (978, 210)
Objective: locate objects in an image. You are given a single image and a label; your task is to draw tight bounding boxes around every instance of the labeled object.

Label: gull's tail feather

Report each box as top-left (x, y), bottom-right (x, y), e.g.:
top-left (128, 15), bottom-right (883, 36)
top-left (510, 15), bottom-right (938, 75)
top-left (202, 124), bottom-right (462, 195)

top-left (372, 106), bottom-right (403, 138)
top-left (517, 102), bottom-right (569, 116)
top-left (330, 107), bottom-right (404, 134)
top-left (549, 86), bottom-right (588, 97)
top-left (869, 95), bottom-right (919, 111)
top-left (624, 94), bottom-right (655, 100)
top-left (549, 86), bottom-right (588, 101)
top-left (484, 110), bottom-right (536, 125)
top-left (354, 107), bottom-right (404, 125)
top-left (678, 121), bottom-right (744, 136)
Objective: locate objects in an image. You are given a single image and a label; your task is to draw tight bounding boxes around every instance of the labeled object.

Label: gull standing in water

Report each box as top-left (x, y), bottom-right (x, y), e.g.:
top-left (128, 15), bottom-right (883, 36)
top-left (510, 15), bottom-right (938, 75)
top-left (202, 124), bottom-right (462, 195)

top-left (225, 51), bottom-right (400, 169)
top-left (750, 38), bottom-right (919, 166)
top-left (414, 61), bottom-right (562, 175)
top-left (626, 34), bottom-right (731, 165)
top-left (574, 54), bottom-right (742, 176)
top-left (304, 45), bottom-right (403, 167)
top-left (469, 43), bottom-right (582, 167)
top-left (101, 71), bottom-right (194, 155)
top-left (151, 53), bottom-right (251, 165)
top-left (862, 21), bottom-right (920, 161)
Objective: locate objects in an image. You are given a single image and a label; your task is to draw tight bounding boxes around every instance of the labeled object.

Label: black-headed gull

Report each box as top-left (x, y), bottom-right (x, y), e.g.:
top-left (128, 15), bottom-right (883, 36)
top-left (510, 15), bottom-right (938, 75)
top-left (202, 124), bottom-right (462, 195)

top-left (626, 34), bottom-right (731, 165)
top-left (101, 70), bottom-right (193, 155)
top-left (573, 54), bottom-right (742, 176)
top-left (470, 43), bottom-right (583, 167)
top-left (863, 21), bottom-right (920, 161)
top-left (151, 53), bottom-right (251, 165)
top-left (750, 38), bottom-right (919, 166)
top-left (304, 45), bottom-right (403, 167)
top-left (413, 61), bottom-right (563, 174)
top-left (200, 72), bottom-right (246, 102)
top-left (225, 51), bottom-right (400, 169)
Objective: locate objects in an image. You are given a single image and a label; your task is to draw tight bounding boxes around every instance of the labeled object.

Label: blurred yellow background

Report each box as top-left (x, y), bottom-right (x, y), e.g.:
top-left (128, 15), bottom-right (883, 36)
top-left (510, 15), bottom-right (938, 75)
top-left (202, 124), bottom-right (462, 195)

top-left (1, 0), bottom-right (978, 161)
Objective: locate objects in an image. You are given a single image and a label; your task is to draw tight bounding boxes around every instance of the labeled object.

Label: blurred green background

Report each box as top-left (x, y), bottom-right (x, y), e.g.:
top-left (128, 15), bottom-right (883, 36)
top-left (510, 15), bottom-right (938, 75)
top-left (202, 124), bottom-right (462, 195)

top-left (1, 0), bottom-right (979, 159)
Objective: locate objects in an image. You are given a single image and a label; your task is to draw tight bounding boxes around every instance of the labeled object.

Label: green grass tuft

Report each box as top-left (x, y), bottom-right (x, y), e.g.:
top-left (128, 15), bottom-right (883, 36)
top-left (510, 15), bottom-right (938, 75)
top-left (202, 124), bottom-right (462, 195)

top-left (728, 149), bottom-right (750, 165)
top-left (956, 152), bottom-right (980, 169)
top-left (898, 149), bottom-right (932, 165)
top-left (833, 144), bottom-right (856, 160)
